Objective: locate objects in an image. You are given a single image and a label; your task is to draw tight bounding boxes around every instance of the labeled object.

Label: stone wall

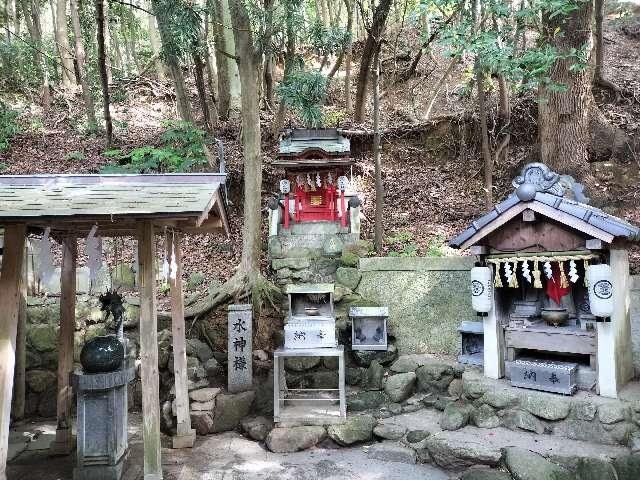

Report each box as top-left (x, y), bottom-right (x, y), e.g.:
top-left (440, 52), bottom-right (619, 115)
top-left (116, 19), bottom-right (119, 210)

top-left (356, 257), bottom-right (477, 356)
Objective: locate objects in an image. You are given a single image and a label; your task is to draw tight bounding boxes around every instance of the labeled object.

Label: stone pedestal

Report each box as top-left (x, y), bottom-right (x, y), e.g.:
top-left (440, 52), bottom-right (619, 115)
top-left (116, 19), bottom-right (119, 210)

top-left (72, 367), bottom-right (135, 480)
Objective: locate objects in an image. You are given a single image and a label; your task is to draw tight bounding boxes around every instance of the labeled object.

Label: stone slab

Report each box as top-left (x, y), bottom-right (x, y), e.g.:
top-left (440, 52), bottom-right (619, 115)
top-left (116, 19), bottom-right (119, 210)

top-left (228, 305), bottom-right (253, 393)
top-left (359, 257), bottom-right (475, 272)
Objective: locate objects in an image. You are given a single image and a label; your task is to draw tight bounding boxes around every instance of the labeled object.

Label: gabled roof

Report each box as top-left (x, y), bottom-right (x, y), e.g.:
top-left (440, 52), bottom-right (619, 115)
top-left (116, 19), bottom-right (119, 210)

top-left (449, 163), bottom-right (640, 250)
top-left (275, 128), bottom-right (352, 167)
top-left (0, 173), bottom-right (229, 237)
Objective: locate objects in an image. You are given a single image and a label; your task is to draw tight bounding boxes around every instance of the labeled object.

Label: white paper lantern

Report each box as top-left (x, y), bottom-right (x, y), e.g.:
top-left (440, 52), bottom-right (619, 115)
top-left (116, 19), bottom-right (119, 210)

top-left (471, 266), bottom-right (493, 313)
top-left (587, 264), bottom-right (613, 317)
top-left (279, 179), bottom-right (290, 194)
top-left (337, 175), bottom-right (349, 191)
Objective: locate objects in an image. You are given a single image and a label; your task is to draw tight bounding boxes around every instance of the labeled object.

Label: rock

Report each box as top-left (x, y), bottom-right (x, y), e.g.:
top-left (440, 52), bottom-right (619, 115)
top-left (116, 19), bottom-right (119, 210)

top-left (572, 401), bottom-right (597, 421)
top-left (190, 411), bottom-right (214, 436)
top-left (310, 370), bottom-right (339, 389)
top-left (186, 338), bottom-right (214, 363)
top-left (190, 401), bottom-right (215, 412)
top-left (37, 387), bottom-right (57, 417)
top-left (406, 430), bottom-right (429, 444)
top-left (520, 392), bottom-right (570, 421)
top-left (25, 370), bottom-right (56, 393)
top-left (462, 371), bottom-right (491, 399)
top-left (441, 402), bottom-right (474, 431)
top-left (265, 426), bottom-right (326, 453)
top-left (157, 330), bottom-right (172, 369)
top-left (272, 258), bottom-right (311, 270)
top-left (480, 390), bottom-right (519, 409)
top-left (344, 240), bottom-right (374, 258)
top-left (425, 432), bottom-right (501, 469)
top-left (241, 416), bottom-right (274, 442)
top-left (253, 350), bottom-right (269, 362)
top-left (405, 392), bottom-right (429, 406)
top-left (390, 355), bottom-right (431, 373)
top-left (576, 457), bottom-right (617, 480)
top-left (448, 378), bottom-right (463, 399)
top-left (322, 235), bottom-right (344, 255)
top-left (373, 422), bottom-right (407, 440)
top-left (347, 391), bottom-right (387, 411)
top-left (336, 267), bottom-right (362, 290)
top-left (189, 387), bottom-right (221, 403)
top-left (416, 363), bottom-right (455, 393)
top-left (472, 404), bottom-right (500, 429)
top-left (27, 324), bottom-right (59, 353)
top-left (384, 372), bottom-right (417, 403)
top-left (333, 285), bottom-right (352, 302)
top-left (502, 447), bottom-right (573, 480)
top-left (210, 391), bottom-right (255, 433)
top-left (186, 272), bottom-right (206, 289)
top-left (285, 357), bottom-right (321, 372)
top-left (613, 454), bottom-right (640, 480)
top-left (388, 403), bottom-right (403, 415)
top-left (502, 409), bottom-right (544, 435)
top-left (629, 431), bottom-right (640, 452)
top-left (161, 401), bottom-right (175, 433)
top-left (460, 468), bottom-right (513, 480)
top-left (362, 360), bottom-right (385, 391)
top-left (323, 357), bottom-right (339, 370)
top-left (351, 344), bottom-right (398, 367)
top-left (340, 252), bottom-right (360, 267)
top-left (368, 441), bottom-right (417, 464)
top-left (203, 358), bottom-right (220, 378)
top-left (327, 415), bottom-right (377, 446)
top-left (598, 403), bottom-right (627, 424)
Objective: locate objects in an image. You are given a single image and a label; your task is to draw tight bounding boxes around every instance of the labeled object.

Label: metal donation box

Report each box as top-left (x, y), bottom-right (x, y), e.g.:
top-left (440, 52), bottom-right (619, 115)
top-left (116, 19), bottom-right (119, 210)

top-left (349, 306), bottom-right (388, 350)
top-left (284, 283), bottom-right (336, 349)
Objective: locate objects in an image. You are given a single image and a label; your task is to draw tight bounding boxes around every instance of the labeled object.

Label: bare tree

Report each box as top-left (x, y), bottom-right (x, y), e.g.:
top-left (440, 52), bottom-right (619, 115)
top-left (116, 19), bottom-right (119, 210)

top-left (55, 0), bottom-right (75, 85)
top-left (95, 0), bottom-right (113, 144)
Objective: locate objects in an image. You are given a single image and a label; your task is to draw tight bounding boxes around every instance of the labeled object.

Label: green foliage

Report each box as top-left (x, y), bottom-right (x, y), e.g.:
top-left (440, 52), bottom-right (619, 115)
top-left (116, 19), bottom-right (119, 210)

top-left (277, 69), bottom-right (328, 128)
top-left (425, 235), bottom-right (446, 257)
top-left (64, 151), bottom-right (86, 162)
top-left (387, 231), bottom-right (418, 257)
top-left (101, 120), bottom-right (208, 173)
top-left (0, 101), bottom-right (20, 152)
top-left (308, 19), bottom-right (352, 57)
top-left (153, 0), bottom-right (202, 64)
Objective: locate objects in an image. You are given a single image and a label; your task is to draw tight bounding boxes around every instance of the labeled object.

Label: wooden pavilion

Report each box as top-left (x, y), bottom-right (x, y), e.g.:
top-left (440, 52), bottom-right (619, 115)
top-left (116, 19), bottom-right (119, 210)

top-left (0, 173), bottom-right (229, 480)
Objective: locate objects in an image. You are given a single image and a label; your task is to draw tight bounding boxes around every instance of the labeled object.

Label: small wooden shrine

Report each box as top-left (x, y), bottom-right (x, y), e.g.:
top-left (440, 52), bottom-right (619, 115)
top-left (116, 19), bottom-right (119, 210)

top-left (273, 128), bottom-right (354, 228)
top-left (0, 174), bottom-right (229, 480)
top-left (450, 163), bottom-right (640, 398)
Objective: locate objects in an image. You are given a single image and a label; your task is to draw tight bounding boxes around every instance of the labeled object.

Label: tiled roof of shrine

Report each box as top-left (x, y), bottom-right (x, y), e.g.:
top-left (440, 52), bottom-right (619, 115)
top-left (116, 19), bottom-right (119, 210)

top-left (449, 163), bottom-right (640, 249)
top-left (276, 129), bottom-right (351, 165)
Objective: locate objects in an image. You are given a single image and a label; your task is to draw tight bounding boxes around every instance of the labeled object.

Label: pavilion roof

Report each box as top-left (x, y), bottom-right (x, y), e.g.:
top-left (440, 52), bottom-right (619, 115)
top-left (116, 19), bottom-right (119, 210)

top-left (275, 128), bottom-right (352, 168)
top-left (0, 173), bottom-right (229, 237)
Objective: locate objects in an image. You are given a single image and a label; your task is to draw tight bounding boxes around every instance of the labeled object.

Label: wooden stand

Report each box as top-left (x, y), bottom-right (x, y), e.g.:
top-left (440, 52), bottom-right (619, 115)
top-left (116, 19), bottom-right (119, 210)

top-left (273, 347), bottom-right (346, 425)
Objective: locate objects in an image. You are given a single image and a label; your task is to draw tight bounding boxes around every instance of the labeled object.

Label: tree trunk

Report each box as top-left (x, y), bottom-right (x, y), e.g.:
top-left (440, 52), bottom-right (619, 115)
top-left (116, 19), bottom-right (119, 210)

top-left (372, 46), bottom-right (384, 253)
top-left (110, 22), bottom-right (124, 73)
top-left (193, 46), bottom-right (217, 130)
top-left (147, 12), bottom-right (166, 80)
top-left (272, 2), bottom-right (297, 137)
top-left (220, 0), bottom-right (241, 112)
top-left (228, 0), bottom-right (262, 277)
top-left (55, 0), bottom-right (75, 85)
top-left (262, 0), bottom-right (275, 109)
top-left (95, 0), bottom-right (113, 145)
top-left (210, 0), bottom-right (231, 118)
top-left (473, 0), bottom-right (492, 209)
top-left (21, 0), bottom-right (51, 109)
top-left (344, 0), bottom-right (353, 112)
top-left (594, 0), bottom-right (619, 94)
top-left (423, 56), bottom-right (458, 120)
top-left (70, 0), bottom-right (97, 127)
top-left (151, 0), bottom-right (194, 122)
top-left (538, 0), bottom-right (594, 174)
top-left (353, 0), bottom-right (392, 123)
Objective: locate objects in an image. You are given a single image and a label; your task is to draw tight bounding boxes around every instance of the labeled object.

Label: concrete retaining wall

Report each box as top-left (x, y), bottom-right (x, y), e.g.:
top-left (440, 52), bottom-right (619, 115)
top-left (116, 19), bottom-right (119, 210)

top-left (356, 257), bottom-right (477, 356)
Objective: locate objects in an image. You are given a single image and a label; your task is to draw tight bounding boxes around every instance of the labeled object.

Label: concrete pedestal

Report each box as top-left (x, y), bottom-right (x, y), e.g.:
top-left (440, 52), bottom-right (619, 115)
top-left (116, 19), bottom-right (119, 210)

top-left (72, 367), bottom-right (135, 480)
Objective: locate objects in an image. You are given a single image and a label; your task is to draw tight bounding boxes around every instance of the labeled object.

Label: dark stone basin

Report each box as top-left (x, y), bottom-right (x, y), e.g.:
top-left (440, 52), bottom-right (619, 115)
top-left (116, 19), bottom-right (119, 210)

top-left (80, 335), bottom-right (124, 373)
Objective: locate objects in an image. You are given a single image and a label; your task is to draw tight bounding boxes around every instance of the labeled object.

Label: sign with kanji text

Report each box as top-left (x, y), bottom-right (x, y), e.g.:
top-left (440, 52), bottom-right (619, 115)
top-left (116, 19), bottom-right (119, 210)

top-left (228, 304), bottom-right (253, 393)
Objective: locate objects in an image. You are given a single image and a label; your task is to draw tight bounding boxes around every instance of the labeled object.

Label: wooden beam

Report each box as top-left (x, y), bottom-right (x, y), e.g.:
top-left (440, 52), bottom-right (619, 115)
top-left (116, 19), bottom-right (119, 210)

top-left (167, 232), bottom-right (196, 449)
top-left (138, 221), bottom-right (163, 479)
top-left (586, 238), bottom-right (604, 250)
top-left (460, 203), bottom-right (529, 250)
top-left (0, 224), bottom-right (26, 480)
top-left (50, 236), bottom-right (76, 456)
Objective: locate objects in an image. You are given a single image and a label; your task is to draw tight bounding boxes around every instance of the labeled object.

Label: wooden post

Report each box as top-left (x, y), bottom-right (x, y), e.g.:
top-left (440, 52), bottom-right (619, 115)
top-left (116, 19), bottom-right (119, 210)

top-left (50, 236), bottom-right (77, 455)
top-left (597, 244), bottom-right (634, 398)
top-left (138, 222), bottom-right (163, 479)
top-left (167, 232), bottom-right (196, 449)
top-left (0, 224), bottom-right (27, 480)
top-left (283, 193), bottom-right (289, 230)
top-left (11, 245), bottom-right (28, 421)
top-left (483, 264), bottom-right (504, 379)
